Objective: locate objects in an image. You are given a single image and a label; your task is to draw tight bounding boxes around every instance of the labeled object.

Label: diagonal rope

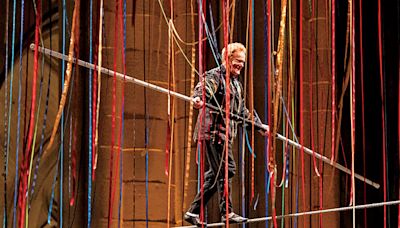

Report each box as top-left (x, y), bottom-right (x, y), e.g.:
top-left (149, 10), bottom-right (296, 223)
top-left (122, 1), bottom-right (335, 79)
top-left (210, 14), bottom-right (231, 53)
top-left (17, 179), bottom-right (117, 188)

top-left (32, 45), bottom-right (381, 189)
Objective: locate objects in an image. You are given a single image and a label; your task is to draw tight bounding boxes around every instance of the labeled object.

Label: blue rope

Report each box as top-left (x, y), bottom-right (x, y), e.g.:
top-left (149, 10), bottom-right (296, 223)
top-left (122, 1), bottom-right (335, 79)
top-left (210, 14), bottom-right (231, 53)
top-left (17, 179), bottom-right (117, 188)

top-left (47, 66), bottom-right (75, 224)
top-left (117, 1), bottom-right (127, 227)
top-left (10, 0), bottom-right (20, 226)
top-left (145, 115), bottom-right (149, 228)
top-left (244, 130), bottom-right (256, 158)
top-left (30, 58), bottom-right (52, 200)
top-left (197, 144), bottom-right (201, 192)
top-left (3, 0), bottom-right (10, 226)
top-left (262, 0), bottom-right (270, 226)
top-left (6, 0), bottom-right (17, 185)
top-left (48, 147), bottom-right (61, 224)
top-left (68, 115), bottom-right (72, 202)
top-left (207, 2), bottom-right (220, 61)
top-left (197, 0), bottom-right (221, 67)
top-left (238, 130), bottom-right (246, 228)
top-left (118, 108), bottom-right (124, 228)
top-left (88, 0), bottom-right (93, 226)
top-left (59, 0), bottom-right (67, 226)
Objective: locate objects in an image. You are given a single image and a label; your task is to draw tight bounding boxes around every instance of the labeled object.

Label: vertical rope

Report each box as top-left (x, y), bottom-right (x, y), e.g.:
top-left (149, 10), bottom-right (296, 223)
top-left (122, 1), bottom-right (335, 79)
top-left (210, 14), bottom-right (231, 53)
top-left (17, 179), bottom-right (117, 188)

top-left (166, 0), bottom-right (176, 223)
top-left (3, 0), bottom-right (10, 225)
top-left (29, 23), bottom-right (53, 208)
top-left (68, 115), bottom-right (72, 206)
top-left (287, 0), bottom-right (298, 224)
top-left (249, 0), bottom-right (256, 203)
top-left (222, 1), bottom-right (230, 227)
top-left (350, 0), bottom-right (356, 226)
top-left (358, 0), bottom-right (367, 224)
top-left (298, 0), bottom-right (307, 226)
top-left (15, 0), bottom-right (25, 226)
top-left (197, 0), bottom-right (206, 224)
top-left (107, 0), bottom-right (119, 226)
top-left (42, 0), bottom-right (79, 158)
top-left (263, 0), bottom-right (270, 226)
top-left (309, 0), bottom-right (320, 178)
top-left (94, 0), bottom-right (104, 176)
top-left (377, 0), bottom-right (387, 226)
top-left (26, 0), bottom-right (48, 224)
top-left (7, 0), bottom-right (17, 224)
top-left (144, 2), bottom-right (150, 224)
top-left (117, 1), bottom-right (127, 227)
top-left (272, 0), bottom-right (288, 226)
top-left (397, 54), bottom-right (400, 228)
top-left (182, 0), bottom-right (196, 212)
top-left (331, 0), bottom-right (336, 166)
top-left (88, 0), bottom-right (93, 225)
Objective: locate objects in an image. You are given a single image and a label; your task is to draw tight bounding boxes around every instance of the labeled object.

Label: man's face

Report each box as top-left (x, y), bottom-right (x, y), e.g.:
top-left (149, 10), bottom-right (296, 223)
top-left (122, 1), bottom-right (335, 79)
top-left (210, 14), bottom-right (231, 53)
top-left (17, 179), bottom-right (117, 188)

top-left (228, 51), bottom-right (246, 76)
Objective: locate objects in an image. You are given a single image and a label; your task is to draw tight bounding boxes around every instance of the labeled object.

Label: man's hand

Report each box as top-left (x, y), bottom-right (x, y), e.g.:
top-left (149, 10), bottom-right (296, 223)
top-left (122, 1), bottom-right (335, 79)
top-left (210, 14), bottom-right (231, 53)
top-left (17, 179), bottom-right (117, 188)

top-left (192, 97), bottom-right (204, 109)
top-left (258, 124), bottom-right (270, 136)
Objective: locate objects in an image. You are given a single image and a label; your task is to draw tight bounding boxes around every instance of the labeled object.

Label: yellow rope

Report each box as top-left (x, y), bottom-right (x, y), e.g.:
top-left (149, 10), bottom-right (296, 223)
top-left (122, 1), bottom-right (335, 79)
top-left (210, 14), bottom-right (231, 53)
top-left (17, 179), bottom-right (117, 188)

top-left (230, 0), bottom-right (236, 42)
top-left (182, 0), bottom-right (197, 212)
top-left (43, 0), bottom-right (79, 157)
top-left (94, 0), bottom-right (104, 172)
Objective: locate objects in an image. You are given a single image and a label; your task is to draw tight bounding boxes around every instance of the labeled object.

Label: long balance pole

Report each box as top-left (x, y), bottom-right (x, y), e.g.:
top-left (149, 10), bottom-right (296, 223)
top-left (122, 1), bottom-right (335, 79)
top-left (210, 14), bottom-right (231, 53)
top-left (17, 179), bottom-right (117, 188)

top-left (30, 44), bottom-right (380, 189)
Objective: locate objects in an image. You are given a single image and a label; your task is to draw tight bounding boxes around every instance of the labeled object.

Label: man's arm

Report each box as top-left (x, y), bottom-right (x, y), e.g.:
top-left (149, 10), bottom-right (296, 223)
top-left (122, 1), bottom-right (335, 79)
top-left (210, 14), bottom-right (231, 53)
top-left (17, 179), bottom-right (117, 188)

top-left (240, 100), bottom-right (269, 136)
top-left (192, 69), bottom-right (221, 109)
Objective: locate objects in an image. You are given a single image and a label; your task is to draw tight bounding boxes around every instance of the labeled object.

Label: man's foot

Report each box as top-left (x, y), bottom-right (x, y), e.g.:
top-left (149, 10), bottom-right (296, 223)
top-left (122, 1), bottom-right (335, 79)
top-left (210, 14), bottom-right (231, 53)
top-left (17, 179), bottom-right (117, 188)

top-left (184, 212), bottom-right (207, 227)
top-left (221, 212), bottom-right (248, 224)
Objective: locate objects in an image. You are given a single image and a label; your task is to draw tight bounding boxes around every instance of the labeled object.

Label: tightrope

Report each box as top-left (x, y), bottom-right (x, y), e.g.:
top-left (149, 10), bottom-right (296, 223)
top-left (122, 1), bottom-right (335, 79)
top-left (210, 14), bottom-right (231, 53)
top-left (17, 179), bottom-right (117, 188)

top-left (175, 200), bottom-right (400, 227)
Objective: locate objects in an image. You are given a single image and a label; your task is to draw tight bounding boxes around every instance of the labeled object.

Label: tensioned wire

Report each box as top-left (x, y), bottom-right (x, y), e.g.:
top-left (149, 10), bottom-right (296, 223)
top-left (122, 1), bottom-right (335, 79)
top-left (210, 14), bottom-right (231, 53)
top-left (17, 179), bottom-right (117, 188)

top-left (176, 199), bottom-right (400, 228)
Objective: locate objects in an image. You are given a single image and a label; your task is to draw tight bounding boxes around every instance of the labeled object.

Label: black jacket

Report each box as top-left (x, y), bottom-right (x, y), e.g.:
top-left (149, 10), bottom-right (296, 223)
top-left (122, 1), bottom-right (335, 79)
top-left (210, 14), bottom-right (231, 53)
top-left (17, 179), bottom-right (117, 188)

top-left (192, 66), bottom-right (262, 142)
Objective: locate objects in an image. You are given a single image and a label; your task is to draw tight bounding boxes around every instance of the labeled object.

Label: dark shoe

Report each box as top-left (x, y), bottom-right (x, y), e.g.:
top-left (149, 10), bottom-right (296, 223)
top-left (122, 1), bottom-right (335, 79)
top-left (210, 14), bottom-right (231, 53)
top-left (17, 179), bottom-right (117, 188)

top-left (184, 212), bottom-right (207, 227)
top-left (221, 212), bottom-right (248, 224)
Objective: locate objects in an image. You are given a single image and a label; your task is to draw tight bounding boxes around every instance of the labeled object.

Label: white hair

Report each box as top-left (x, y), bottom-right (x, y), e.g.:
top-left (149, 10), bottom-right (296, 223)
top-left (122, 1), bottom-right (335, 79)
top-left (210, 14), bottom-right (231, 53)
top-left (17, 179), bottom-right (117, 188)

top-left (221, 42), bottom-right (246, 64)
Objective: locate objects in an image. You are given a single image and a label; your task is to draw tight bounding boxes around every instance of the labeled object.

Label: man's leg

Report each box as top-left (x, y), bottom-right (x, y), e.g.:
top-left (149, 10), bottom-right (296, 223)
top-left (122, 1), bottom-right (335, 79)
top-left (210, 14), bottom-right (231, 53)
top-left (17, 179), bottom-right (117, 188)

top-left (217, 142), bottom-right (247, 223)
top-left (186, 169), bottom-right (217, 215)
top-left (216, 141), bottom-right (235, 215)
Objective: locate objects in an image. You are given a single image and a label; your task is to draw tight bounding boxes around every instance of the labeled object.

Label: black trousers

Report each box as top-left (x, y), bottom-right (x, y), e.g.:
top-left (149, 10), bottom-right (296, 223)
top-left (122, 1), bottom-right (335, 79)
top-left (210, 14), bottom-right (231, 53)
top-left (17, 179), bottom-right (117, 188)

top-left (187, 138), bottom-right (236, 216)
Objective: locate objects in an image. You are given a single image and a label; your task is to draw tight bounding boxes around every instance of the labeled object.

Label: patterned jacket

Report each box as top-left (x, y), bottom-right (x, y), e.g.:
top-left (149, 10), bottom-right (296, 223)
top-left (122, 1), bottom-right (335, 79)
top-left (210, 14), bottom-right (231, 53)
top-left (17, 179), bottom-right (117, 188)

top-left (193, 66), bottom-right (262, 142)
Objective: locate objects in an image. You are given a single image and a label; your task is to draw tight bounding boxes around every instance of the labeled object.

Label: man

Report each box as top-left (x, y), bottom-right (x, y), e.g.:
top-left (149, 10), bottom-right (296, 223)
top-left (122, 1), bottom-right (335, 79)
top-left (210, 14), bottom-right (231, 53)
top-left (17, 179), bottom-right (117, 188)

top-left (184, 43), bottom-right (269, 226)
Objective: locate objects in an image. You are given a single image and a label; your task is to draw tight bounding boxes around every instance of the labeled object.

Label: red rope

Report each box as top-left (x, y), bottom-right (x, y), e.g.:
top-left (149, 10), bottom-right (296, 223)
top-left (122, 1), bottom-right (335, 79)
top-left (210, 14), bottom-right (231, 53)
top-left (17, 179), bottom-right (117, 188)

top-left (331, 0), bottom-right (336, 166)
top-left (398, 59), bottom-right (400, 226)
top-left (249, 0), bottom-right (255, 202)
top-left (222, 1), bottom-right (230, 226)
top-left (92, 56), bottom-right (98, 181)
top-left (298, 0), bottom-right (306, 226)
top-left (309, 0), bottom-right (320, 179)
top-left (198, 0), bottom-right (206, 225)
top-left (350, 0), bottom-right (356, 209)
top-left (18, 1), bottom-right (41, 227)
top-left (70, 120), bottom-right (78, 206)
top-left (107, 1), bottom-right (119, 227)
top-left (377, 0), bottom-right (387, 227)
top-left (165, 0), bottom-right (173, 177)
top-left (358, 0), bottom-right (367, 224)
top-left (110, 0), bottom-right (126, 224)
top-left (92, 4), bottom-right (100, 181)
